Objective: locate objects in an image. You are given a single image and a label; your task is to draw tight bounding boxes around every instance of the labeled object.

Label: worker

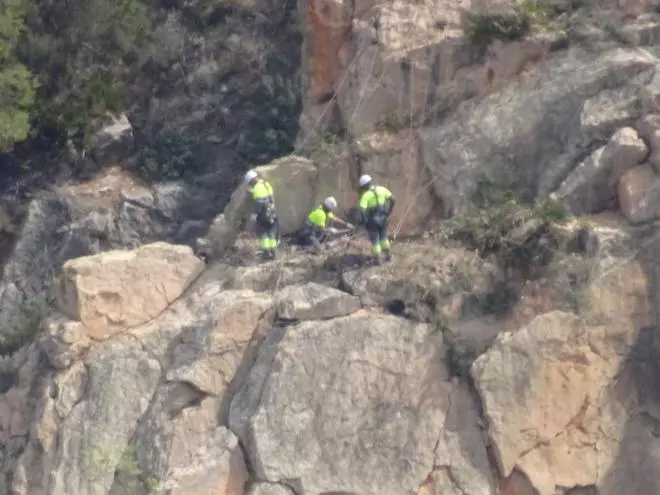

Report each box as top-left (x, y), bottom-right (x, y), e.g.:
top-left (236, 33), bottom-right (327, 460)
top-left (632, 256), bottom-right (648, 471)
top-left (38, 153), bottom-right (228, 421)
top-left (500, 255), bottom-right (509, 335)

top-left (244, 169), bottom-right (278, 260)
top-left (296, 196), bottom-right (353, 251)
top-left (357, 174), bottom-right (395, 265)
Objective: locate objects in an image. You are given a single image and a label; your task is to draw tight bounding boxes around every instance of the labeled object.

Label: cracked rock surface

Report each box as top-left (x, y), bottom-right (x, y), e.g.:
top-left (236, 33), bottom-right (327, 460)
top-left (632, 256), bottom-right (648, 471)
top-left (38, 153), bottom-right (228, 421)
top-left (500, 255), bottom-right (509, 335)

top-left (472, 261), bottom-right (653, 495)
top-left (0, 215), bottom-right (657, 495)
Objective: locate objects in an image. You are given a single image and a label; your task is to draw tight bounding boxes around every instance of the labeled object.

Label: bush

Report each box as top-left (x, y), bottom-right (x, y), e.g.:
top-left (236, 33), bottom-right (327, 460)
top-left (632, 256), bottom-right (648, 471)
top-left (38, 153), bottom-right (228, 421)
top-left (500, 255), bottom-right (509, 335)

top-left (463, 0), bottom-right (554, 51)
top-left (0, 294), bottom-right (53, 356)
top-left (136, 132), bottom-right (197, 180)
top-left (0, 0), bottom-right (37, 151)
top-left (18, 0), bottom-right (152, 146)
top-left (439, 176), bottom-right (569, 275)
top-left (86, 443), bottom-right (163, 494)
top-left (375, 110), bottom-right (409, 132)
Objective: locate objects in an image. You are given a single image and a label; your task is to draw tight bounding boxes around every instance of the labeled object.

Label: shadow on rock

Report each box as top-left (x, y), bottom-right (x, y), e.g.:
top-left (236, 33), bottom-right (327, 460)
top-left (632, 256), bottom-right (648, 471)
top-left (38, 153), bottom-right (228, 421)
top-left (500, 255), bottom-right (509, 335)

top-left (597, 242), bottom-right (660, 495)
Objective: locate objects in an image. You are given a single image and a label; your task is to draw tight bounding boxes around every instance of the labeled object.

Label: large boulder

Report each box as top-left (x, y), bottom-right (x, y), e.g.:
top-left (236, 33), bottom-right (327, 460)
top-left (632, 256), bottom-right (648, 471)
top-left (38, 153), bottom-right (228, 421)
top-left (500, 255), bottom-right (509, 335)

top-left (229, 312), bottom-right (495, 495)
top-left (161, 427), bottom-right (247, 495)
top-left (636, 113), bottom-right (660, 171)
top-left (200, 156), bottom-right (320, 258)
top-left (275, 282), bottom-right (361, 320)
top-left (6, 269), bottom-right (275, 495)
top-left (617, 164), bottom-right (660, 223)
top-left (117, 286), bottom-right (274, 494)
top-left (88, 114), bottom-right (135, 168)
top-left (418, 48), bottom-right (656, 214)
top-left (54, 242), bottom-right (204, 340)
top-left (472, 260), bottom-right (652, 494)
top-left (356, 131), bottom-right (444, 232)
top-left (0, 194), bottom-right (97, 337)
top-left (553, 126), bottom-right (648, 214)
top-left (11, 337), bottom-right (162, 495)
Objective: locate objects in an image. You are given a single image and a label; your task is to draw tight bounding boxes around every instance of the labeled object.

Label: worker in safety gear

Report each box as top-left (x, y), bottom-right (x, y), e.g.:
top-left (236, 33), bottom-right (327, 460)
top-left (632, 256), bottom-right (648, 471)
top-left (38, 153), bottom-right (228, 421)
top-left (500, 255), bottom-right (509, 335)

top-left (244, 169), bottom-right (278, 260)
top-left (357, 174), bottom-right (395, 265)
top-left (297, 196), bottom-right (353, 251)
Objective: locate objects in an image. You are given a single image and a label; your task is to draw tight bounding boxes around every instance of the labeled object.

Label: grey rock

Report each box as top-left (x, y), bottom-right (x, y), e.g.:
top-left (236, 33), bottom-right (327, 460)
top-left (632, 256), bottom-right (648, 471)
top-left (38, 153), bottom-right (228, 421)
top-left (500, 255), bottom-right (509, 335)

top-left (117, 201), bottom-right (158, 247)
top-left (618, 164), bottom-right (660, 223)
top-left (617, 13), bottom-right (660, 47)
top-left (580, 83), bottom-right (644, 141)
top-left (642, 68), bottom-right (660, 113)
top-left (275, 282), bottom-right (361, 320)
top-left (120, 186), bottom-right (154, 209)
top-left (11, 337), bottom-right (162, 495)
top-left (553, 127), bottom-right (648, 214)
top-left (246, 483), bottom-right (296, 495)
top-left (229, 312), bottom-right (494, 495)
top-left (417, 48), bottom-right (657, 214)
top-left (0, 194), bottom-right (96, 333)
top-left (89, 114), bottom-right (135, 168)
top-left (161, 427), bottom-right (247, 495)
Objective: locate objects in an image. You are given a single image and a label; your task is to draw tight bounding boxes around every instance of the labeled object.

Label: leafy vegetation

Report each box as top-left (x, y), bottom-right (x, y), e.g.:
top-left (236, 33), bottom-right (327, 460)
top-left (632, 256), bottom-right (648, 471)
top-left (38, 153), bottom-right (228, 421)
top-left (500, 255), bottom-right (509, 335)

top-left (136, 132), bottom-right (198, 180)
top-left (439, 176), bottom-right (569, 276)
top-left (19, 0), bottom-right (151, 148)
top-left (375, 110), bottom-right (409, 132)
top-left (463, 0), bottom-right (555, 52)
top-left (0, 0), bottom-right (154, 152)
top-left (86, 443), bottom-right (163, 494)
top-left (0, 294), bottom-right (53, 356)
top-left (0, 0), bottom-right (37, 151)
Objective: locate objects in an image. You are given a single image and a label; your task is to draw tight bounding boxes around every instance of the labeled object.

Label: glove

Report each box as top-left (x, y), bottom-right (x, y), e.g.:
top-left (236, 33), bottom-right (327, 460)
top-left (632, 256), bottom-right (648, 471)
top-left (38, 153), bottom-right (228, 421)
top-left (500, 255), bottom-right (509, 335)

top-left (250, 213), bottom-right (257, 222)
top-left (346, 223), bottom-right (355, 229)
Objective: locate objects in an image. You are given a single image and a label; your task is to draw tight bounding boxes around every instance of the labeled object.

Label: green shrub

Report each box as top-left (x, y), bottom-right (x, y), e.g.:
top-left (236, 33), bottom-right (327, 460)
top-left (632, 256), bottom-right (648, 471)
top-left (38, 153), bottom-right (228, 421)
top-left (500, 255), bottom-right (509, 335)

top-left (0, 0), bottom-right (37, 151)
top-left (86, 443), bottom-right (163, 494)
top-left (18, 0), bottom-right (152, 146)
top-left (0, 294), bottom-right (53, 356)
top-left (136, 132), bottom-right (197, 180)
top-left (463, 0), bottom-right (554, 51)
top-left (375, 110), bottom-right (409, 132)
top-left (439, 176), bottom-right (569, 275)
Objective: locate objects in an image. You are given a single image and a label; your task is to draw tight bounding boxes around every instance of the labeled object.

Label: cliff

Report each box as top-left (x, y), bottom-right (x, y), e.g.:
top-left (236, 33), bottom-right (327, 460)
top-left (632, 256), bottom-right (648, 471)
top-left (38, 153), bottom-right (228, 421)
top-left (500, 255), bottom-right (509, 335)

top-left (0, 0), bottom-right (660, 494)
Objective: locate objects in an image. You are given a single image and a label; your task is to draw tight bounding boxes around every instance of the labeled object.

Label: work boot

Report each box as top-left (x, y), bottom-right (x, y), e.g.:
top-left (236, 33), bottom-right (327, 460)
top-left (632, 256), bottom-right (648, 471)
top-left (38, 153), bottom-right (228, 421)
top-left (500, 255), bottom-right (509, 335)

top-left (383, 249), bottom-right (392, 262)
top-left (261, 249), bottom-right (274, 261)
top-left (371, 254), bottom-right (382, 266)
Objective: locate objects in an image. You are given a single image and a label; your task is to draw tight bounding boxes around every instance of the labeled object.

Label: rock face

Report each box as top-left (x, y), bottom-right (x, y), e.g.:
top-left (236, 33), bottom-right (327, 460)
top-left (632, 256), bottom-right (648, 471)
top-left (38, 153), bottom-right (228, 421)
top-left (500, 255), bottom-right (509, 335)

top-left (0, 211), bottom-right (658, 495)
top-left (419, 48), bottom-right (656, 214)
top-left (199, 156), bottom-right (320, 258)
top-left (356, 131), bottom-right (444, 232)
top-left (55, 242), bottom-right (204, 340)
top-left (161, 427), bottom-right (247, 495)
top-left (617, 164), bottom-right (660, 223)
top-left (0, 167), bottom-right (234, 341)
top-left (88, 114), bottom-right (135, 168)
top-left (275, 281), bottom-right (361, 320)
top-left (4, 1), bottom-right (660, 495)
top-left (554, 127), bottom-right (648, 214)
top-left (229, 312), bottom-right (494, 495)
top-left (472, 261), bottom-right (652, 495)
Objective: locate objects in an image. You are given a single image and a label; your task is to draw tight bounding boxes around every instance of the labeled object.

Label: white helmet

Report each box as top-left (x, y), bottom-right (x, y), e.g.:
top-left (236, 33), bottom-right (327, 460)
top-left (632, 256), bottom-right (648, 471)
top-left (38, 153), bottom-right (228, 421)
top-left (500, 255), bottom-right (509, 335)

top-left (244, 169), bottom-right (258, 183)
top-left (323, 196), bottom-right (338, 210)
top-left (358, 174), bottom-right (372, 187)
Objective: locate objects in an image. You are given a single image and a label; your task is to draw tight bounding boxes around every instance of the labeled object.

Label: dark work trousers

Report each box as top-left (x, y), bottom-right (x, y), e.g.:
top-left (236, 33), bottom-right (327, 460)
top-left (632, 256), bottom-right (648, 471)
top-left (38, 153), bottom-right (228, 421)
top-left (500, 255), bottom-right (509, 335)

top-left (255, 215), bottom-right (279, 250)
top-left (295, 224), bottom-right (326, 250)
top-left (366, 220), bottom-right (387, 246)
